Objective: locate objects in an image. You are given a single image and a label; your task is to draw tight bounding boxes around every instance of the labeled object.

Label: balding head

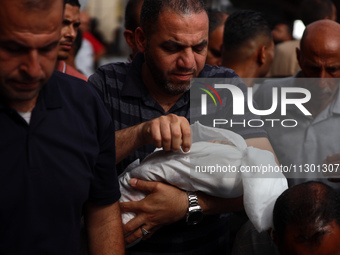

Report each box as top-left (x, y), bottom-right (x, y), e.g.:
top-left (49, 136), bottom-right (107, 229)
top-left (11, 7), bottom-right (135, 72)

top-left (297, 19), bottom-right (340, 115)
top-left (300, 20), bottom-right (340, 54)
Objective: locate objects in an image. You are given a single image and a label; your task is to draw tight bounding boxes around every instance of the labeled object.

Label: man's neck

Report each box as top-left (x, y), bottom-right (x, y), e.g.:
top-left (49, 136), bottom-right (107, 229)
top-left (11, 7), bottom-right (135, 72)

top-left (9, 97), bottom-right (38, 113)
top-left (231, 61), bottom-right (259, 79)
top-left (55, 60), bottom-right (66, 73)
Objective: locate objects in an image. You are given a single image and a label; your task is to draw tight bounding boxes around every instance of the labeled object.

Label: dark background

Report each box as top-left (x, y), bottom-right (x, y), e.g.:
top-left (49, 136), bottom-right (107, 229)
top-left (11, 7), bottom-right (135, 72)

top-left (207, 0), bottom-right (340, 29)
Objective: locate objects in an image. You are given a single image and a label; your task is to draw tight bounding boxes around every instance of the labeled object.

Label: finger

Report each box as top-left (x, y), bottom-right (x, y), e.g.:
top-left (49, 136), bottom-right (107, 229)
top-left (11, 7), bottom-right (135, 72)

top-left (149, 120), bottom-right (162, 148)
top-left (120, 200), bottom-right (140, 213)
top-left (125, 227), bottom-right (144, 245)
top-left (324, 153), bottom-right (340, 163)
top-left (128, 178), bottom-right (158, 193)
top-left (141, 225), bottom-right (160, 240)
top-left (180, 119), bottom-right (191, 152)
top-left (160, 119), bottom-right (171, 151)
top-left (170, 121), bottom-right (182, 151)
top-left (125, 223), bottom-right (156, 244)
top-left (123, 213), bottom-right (146, 235)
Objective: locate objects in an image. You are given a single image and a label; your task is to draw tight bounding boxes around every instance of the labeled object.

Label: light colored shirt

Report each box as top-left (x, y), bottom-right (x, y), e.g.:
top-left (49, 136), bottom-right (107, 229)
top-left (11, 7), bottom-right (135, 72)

top-left (254, 74), bottom-right (340, 190)
top-left (75, 38), bottom-right (95, 77)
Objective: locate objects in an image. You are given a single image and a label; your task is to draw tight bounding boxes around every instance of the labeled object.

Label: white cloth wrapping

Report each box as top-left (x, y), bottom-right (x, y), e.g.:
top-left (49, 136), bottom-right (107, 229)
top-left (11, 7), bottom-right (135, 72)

top-left (119, 122), bottom-right (288, 232)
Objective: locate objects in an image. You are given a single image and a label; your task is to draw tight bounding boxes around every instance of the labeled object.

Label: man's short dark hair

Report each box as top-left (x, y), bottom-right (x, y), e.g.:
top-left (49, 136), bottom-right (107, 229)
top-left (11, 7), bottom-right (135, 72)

top-left (300, 0), bottom-right (334, 26)
top-left (140, 0), bottom-right (206, 36)
top-left (124, 0), bottom-right (144, 31)
top-left (273, 181), bottom-right (340, 246)
top-left (64, 0), bottom-right (80, 7)
top-left (208, 9), bottom-right (228, 35)
top-left (223, 9), bottom-right (272, 52)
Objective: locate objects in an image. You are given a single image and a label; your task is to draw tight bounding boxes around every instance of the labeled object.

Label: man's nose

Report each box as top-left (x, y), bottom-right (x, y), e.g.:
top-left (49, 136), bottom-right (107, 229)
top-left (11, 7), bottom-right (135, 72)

top-left (177, 48), bottom-right (195, 70)
top-left (20, 50), bottom-right (43, 79)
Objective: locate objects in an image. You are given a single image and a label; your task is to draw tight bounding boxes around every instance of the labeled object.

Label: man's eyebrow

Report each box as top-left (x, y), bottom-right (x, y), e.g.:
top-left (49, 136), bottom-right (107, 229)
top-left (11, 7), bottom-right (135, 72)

top-left (0, 40), bottom-right (27, 49)
top-left (161, 39), bottom-right (208, 48)
top-left (194, 40), bottom-right (208, 48)
top-left (0, 39), bottom-right (59, 49)
top-left (161, 40), bottom-right (183, 48)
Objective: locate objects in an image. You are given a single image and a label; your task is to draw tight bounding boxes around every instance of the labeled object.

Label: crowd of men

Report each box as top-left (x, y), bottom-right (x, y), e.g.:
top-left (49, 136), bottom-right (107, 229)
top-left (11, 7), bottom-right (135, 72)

top-left (1, 0), bottom-right (340, 254)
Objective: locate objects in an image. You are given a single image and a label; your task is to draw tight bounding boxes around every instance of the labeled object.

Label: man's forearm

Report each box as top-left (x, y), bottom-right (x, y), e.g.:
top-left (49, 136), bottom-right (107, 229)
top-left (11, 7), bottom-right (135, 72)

top-left (85, 201), bottom-right (125, 255)
top-left (197, 192), bottom-right (244, 215)
top-left (116, 124), bottom-right (144, 164)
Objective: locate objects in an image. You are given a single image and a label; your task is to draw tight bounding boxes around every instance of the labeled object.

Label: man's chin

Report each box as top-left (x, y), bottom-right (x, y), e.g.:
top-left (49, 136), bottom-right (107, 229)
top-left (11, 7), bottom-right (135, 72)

top-left (162, 83), bottom-right (190, 95)
top-left (57, 52), bottom-right (69, 61)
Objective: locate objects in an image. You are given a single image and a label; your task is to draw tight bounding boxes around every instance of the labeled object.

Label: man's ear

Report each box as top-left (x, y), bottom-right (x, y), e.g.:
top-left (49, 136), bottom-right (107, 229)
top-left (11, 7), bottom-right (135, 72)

top-left (123, 29), bottom-right (136, 50)
top-left (257, 45), bottom-right (266, 65)
top-left (134, 27), bottom-right (147, 53)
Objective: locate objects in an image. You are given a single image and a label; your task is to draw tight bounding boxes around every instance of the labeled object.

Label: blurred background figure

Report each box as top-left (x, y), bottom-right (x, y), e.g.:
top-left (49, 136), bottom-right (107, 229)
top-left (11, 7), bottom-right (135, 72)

top-left (79, 11), bottom-right (107, 63)
top-left (123, 0), bottom-right (144, 62)
top-left (300, 0), bottom-right (337, 26)
top-left (56, 0), bottom-right (87, 81)
top-left (271, 21), bottom-right (294, 45)
top-left (75, 11), bottom-right (95, 77)
top-left (221, 10), bottom-right (274, 81)
top-left (85, 0), bottom-right (124, 48)
top-left (206, 9), bottom-right (229, 66)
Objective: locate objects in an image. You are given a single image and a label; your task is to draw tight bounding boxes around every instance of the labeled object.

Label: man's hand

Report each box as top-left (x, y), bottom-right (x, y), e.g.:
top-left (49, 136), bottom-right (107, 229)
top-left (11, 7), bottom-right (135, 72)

top-left (141, 114), bottom-right (191, 152)
top-left (324, 153), bottom-right (340, 182)
top-left (120, 178), bottom-right (188, 245)
top-left (116, 114), bottom-right (191, 163)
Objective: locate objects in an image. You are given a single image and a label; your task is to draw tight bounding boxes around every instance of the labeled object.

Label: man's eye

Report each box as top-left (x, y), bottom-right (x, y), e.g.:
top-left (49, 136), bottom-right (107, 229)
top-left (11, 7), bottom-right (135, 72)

top-left (63, 20), bottom-right (71, 25)
top-left (164, 46), bottom-right (180, 53)
top-left (1, 46), bottom-right (27, 55)
top-left (39, 44), bottom-right (58, 53)
top-left (327, 67), bottom-right (340, 74)
top-left (193, 46), bottom-right (205, 53)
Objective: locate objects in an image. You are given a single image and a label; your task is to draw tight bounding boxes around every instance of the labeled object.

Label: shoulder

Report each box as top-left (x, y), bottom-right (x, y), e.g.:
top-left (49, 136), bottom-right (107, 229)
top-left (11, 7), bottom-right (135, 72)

top-left (199, 64), bottom-right (239, 78)
top-left (90, 62), bottom-right (131, 83)
top-left (254, 76), bottom-right (296, 107)
top-left (258, 76), bottom-right (296, 93)
top-left (50, 71), bottom-right (100, 104)
top-left (65, 65), bottom-right (88, 81)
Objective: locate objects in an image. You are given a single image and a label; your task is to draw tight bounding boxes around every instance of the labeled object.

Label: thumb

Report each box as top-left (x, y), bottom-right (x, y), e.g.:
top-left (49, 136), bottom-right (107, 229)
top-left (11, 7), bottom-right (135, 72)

top-left (129, 178), bottom-right (156, 193)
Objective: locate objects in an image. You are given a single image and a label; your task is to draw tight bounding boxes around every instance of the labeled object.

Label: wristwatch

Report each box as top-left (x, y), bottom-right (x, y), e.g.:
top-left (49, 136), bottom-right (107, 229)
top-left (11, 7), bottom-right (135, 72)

top-left (186, 191), bottom-right (203, 225)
